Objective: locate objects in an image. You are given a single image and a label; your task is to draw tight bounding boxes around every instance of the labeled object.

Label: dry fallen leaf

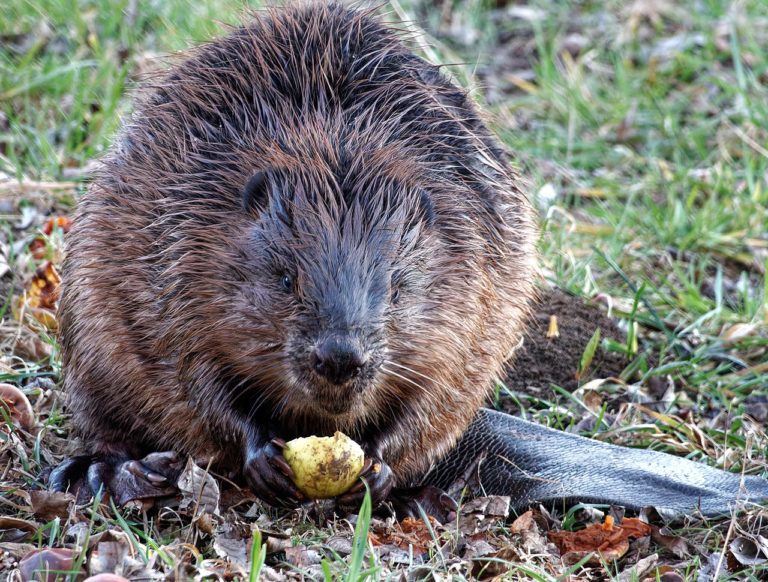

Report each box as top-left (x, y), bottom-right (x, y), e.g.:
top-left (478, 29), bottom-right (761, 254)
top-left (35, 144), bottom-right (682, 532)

top-left (87, 534), bottom-right (131, 577)
top-left (198, 558), bottom-right (248, 581)
top-left (28, 216), bottom-right (73, 260)
top-left (721, 323), bottom-right (758, 344)
top-left (650, 525), bottom-right (689, 558)
top-left (458, 495), bottom-right (511, 535)
top-left (471, 545), bottom-right (521, 579)
top-left (508, 509), bottom-right (552, 557)
top-left (509, 510), bottom-right (539, 535)
top-left (0, 542), bottom-right (37, 571)
top-left (177, 457), bottom-right (220, 516)
top-left (0, 383), bottom-right (35, 430)
top-left (15, 261), bottom-right (61, 331)
top-left (0, 516), bottom-right (39, 543)
top-left (84, 530), bottom-right (161, 580)
top-left (284, 545), bottom-right (321, 568)
top-left (212, 520), bottom-right (252, 570)
top-left (617, 552), bottom-right (658, 581)
top-left (548, 516), bottom-right (652, 565)
top-left (729, 535), bottom-right (768, 567)
top-left (28, 490), bottom-right (76, 521)
top-left (18, 547), bottom-right (81, 582)
top-left (27, 261), bottom-right (61, 310)
top-left (369, 516), bottom-right (440, 554)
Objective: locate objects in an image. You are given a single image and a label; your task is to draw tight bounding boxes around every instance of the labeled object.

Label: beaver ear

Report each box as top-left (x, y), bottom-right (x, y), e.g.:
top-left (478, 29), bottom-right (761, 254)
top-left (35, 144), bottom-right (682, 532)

top-left (417, 188), bottom-right (436, 227)
top-left (242, 171), bottom-right (270, 214)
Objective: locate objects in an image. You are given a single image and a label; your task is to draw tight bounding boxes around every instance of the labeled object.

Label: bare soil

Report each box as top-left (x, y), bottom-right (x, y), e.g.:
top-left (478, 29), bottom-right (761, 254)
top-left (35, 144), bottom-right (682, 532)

top-left (503, 288), bottom-right (628, 394)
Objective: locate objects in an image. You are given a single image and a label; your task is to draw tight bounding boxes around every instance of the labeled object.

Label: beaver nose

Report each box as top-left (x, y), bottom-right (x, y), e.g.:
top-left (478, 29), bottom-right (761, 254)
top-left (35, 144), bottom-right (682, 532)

top-left (311, 335), bottom-right (368, 385)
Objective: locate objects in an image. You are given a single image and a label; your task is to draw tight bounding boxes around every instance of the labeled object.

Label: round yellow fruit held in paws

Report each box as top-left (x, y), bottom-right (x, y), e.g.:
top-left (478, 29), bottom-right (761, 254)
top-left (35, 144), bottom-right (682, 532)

top-left (283, 432), bottom-right (365, 498)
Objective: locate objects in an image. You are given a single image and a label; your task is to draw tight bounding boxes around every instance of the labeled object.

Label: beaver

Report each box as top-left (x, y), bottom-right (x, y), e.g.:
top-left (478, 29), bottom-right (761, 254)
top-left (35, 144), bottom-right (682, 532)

top-left (51, 1), bottom-right (536, 510)
top-left (51, 2), bottom-right (768, 516)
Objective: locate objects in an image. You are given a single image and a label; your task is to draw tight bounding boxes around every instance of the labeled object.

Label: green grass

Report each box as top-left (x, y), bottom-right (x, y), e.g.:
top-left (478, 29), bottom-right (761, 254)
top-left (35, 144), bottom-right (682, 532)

top-left (0, 0), bottom-right (261, 177)
top-left (1, 0), bottom-right (767, 579)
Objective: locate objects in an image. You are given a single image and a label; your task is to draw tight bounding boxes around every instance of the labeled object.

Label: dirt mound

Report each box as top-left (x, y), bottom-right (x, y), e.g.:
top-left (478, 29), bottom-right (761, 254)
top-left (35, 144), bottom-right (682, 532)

top-left (503, 289), bottom-right (628, 394)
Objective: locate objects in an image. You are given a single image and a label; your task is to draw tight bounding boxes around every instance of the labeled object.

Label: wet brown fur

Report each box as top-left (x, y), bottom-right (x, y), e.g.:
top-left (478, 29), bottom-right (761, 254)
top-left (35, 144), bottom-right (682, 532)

top-left (59, 2), bottom-right (537, 486)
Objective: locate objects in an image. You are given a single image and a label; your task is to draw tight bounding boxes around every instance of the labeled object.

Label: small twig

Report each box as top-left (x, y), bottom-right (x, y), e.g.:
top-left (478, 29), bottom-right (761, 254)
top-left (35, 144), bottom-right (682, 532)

top-left (724, 119), bottom-right (768, 160)
top-left (0, 180), bottom-right (79, 193)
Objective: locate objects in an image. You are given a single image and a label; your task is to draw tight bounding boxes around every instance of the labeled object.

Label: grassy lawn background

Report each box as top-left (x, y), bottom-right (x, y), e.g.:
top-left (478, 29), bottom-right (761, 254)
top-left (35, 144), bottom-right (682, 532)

top-left (1, 0), bottom-right (767, 579)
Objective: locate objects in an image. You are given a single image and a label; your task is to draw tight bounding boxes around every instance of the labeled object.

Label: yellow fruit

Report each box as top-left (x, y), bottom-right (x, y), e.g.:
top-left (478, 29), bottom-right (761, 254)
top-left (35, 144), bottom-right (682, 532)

top-left (283, 432), bottom-right (365, 498)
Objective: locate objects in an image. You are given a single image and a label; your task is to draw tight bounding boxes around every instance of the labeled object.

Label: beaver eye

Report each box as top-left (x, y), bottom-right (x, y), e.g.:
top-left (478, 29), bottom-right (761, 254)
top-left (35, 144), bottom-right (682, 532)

top-left (280, 273), bottom-right (293, 292)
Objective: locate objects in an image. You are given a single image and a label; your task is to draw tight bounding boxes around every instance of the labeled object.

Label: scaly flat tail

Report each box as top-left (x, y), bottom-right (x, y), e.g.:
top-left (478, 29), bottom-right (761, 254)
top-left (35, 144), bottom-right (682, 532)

top-left (422, 408), bottom-right (768, 517)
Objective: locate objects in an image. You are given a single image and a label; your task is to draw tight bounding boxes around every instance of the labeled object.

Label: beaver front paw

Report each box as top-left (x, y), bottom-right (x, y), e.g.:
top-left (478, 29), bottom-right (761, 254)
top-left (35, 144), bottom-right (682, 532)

top-left (244, 437), bottom-right (305, 508)
top-left (334, 455), bottom-right (394, 514)
top-left (48, 451), bottom-right (183, 505)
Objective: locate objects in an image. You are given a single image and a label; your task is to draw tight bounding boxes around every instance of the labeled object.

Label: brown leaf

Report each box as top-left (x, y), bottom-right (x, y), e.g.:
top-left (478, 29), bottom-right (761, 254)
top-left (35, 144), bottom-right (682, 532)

top-left (369, 516), bottom-right (439, 554)
top-left (617, 553), bottom-right (658, 581)
top-left (29, 490), bottom-right (75, 520)
top-left (0, 516), bottom-right (38, 542)
top-left (177, 457), bottom-right (220, 516)
top-left (18, 547), bottom-right (81, 582)
top-left (0, 542), bottom-right (37, 569)
top-left (458, 495), bottom-right (510, 535)
top-left (28, 261), bottom-right (61, 311)
top-left (212, 520), bottom-right (251, 569)
top-left (87, 531), bottom-right (134, 577)
top-left (284, 545), bottom-right (321, 568)
top-left (10, 334), bottom-right (54, 362)
top-left (462, 539), bottom-right (496, 560)
top-left (729, 535), bottom-right (768, 566)
top-left (198, 558), bottom-right (248, 580)
top-left (651, 570), bottom-right (685, 582)
top-left (325, 534), bottom-right (353, 556)
top-left (15, 261), bottom-right (61, 331)
top-left (650, 525), bottom-right (689, 558)
top-left (509, 510), bottom-right (538, 535)
top-left (508, 510), bottom-right (551, 557)
top-left (721, 323), bottom-right (758, 344)
top-left (548, 516), bottom-right (652, 565)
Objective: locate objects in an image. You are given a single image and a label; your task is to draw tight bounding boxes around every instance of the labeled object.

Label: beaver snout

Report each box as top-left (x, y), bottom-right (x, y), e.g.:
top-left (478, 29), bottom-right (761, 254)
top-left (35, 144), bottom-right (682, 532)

top-left (311, 334), bottom-right (369, 385)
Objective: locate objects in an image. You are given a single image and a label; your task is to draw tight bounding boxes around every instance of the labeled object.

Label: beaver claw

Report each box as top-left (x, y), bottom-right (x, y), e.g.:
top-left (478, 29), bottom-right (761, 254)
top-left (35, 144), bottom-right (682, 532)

top-left (49, 451), bottom-right (183, 505)
top-left (335, 456), bottom-right (394, 513)
top-left (244, 437), bottom-right (305, 508)
top-left (387, 485), bottom-right (458, 523)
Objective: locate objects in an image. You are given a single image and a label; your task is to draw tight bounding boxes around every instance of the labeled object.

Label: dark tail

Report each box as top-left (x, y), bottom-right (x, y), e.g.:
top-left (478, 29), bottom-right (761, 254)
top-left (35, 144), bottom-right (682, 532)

top-left (422, 408), bottom-right (768, 517)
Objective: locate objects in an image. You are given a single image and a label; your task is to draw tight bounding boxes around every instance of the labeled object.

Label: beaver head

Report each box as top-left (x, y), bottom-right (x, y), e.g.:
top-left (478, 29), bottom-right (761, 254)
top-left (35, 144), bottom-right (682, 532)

top-left (141, 105), bottom-right (477, 444)
top-left (234, 150), bottom-right (438, 425)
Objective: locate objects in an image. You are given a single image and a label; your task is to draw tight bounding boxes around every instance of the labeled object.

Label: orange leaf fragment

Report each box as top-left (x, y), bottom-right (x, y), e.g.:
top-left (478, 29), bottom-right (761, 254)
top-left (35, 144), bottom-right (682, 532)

top-left (41, 216), bottom-right (73, 235)
top-left (28, 261), bottom-right (61, 311)
top-left (368, 516), bottom-right (438, 554)
top-left (15, 261), bottom-right (61, 331)
top-left (28, 238), bottom-right (47, 261)
top-left (548, 517), bottom-right (651, 565)
top-left (29, 216), bottom-right (73, 260)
